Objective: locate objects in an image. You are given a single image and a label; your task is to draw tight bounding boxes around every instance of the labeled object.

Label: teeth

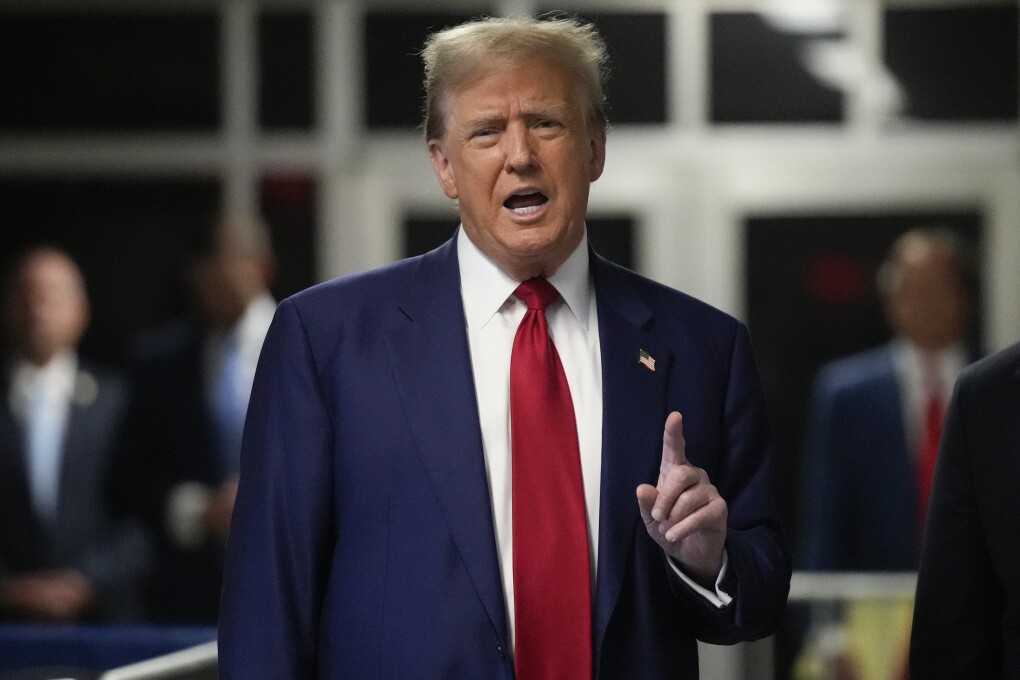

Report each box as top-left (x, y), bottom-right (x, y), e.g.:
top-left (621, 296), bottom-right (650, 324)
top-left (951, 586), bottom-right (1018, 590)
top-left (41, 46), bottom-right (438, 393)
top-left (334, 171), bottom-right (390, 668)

top-left (512, 205), bottom-right (542, 215)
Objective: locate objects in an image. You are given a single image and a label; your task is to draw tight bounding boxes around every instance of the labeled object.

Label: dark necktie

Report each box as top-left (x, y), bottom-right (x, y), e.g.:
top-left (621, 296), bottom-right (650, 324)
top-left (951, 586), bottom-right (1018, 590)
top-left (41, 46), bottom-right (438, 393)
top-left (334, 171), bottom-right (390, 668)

top-left (510, 277), bottom-right (592, 680)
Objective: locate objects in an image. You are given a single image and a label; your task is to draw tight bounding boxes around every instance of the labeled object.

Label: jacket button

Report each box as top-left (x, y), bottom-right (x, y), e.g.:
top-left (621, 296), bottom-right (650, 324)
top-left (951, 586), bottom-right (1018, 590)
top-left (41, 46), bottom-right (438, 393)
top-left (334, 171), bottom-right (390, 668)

top-left (497, 646), bottom-right (506, 660)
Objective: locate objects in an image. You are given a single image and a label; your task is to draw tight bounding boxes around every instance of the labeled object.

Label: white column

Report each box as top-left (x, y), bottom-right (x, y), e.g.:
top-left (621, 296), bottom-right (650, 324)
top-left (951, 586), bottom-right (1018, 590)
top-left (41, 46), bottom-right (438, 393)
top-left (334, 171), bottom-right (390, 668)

top-left (315, 0), bottom-right (366, 281)
top-left (222, 0), bottom-right (259, 215)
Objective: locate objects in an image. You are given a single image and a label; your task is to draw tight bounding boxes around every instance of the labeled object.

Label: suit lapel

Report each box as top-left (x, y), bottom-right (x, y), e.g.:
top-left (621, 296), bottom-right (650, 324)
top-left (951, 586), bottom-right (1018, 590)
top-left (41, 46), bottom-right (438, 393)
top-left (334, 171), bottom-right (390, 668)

top-left (877, 346), bottom-right (911, 464)
top-left (384, 238), bottom-right (508, 647)
top-left (56, 369), bottom-right (100, 536)
top-left (0, 388), bottom-right (33, 511)
top-left (590, 253), bottom-right (673, 652)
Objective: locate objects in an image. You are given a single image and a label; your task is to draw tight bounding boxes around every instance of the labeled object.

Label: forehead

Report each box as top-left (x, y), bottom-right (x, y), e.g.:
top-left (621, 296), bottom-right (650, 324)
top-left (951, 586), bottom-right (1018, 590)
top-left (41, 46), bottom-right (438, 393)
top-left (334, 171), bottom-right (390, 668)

top-left (445, 56), bottom-right (581, 115)
top-left (17, 254), bottom-right (81, 291)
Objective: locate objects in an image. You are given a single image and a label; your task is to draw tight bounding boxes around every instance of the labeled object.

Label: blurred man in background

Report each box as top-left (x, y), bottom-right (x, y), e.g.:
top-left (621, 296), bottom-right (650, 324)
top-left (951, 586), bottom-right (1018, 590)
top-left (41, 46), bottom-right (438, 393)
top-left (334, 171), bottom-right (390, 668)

top-left (0, 247), bottom-right (148, 622)
top-left (800, 227), bottom-right (977, 571)
top-left (796, 227), bottom-right (978, 680)
top-left (110, 214), bottom-right (276, 624)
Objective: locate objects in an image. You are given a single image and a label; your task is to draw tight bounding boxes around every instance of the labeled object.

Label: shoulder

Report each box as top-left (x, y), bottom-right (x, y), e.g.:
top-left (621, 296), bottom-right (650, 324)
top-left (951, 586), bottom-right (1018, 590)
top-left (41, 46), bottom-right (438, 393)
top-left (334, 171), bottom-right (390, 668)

top-left (286, 255), bottom-right (422, 315)
top-left (75, 359), bottom-right (128, 408)
top-left (814, 345), bottom-right (896, 392)
top-left (957, 340), bottom-right (1020, 394)
top-left (280, 254), bottom-right (427, 338)
top-left (269, 250), bottom-right (443, 357)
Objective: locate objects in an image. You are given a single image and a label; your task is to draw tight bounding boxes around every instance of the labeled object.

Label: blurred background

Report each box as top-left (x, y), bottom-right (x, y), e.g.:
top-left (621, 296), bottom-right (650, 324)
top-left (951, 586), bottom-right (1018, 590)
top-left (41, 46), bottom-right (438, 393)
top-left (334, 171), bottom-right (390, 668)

top-left (0, 0), bottom-right (1018, 678)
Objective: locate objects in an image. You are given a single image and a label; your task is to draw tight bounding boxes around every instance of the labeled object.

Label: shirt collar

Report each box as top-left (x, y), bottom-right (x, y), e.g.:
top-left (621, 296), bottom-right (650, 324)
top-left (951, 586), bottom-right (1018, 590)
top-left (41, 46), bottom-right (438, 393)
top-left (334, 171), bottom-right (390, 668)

top-left (236, 292), bottom-right (276, 347)
top-left (9, 351), bottom-right (78, 417)
top-left (892, 338), bottom-right (968, 390)
top-left (457, 227), bottom-right (592, 331)
top-left (208, 292), bottom-right (276, 355)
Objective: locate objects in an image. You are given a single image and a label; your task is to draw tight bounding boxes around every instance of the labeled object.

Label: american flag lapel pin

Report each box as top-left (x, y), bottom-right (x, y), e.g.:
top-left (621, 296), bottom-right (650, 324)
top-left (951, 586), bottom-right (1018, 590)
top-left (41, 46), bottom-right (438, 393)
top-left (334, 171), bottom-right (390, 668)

top-left (638, 349), bottom-right (656, 372)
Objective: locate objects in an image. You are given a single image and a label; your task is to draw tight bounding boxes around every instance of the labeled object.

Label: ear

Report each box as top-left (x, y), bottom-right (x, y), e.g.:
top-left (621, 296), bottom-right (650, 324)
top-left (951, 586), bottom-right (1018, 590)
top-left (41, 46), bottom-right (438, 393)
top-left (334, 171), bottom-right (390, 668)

top-left (428, 139), bottom-right (459, 199)
top-left (588, 127), bottom-right (607, 182)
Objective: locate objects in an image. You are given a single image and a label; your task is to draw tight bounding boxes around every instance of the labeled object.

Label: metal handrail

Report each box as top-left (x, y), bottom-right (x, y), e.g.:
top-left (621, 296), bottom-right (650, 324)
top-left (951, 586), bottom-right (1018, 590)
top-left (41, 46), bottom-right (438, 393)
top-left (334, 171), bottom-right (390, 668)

top-left (99, 641), bottom-right (218, 680)
top-left (789, 571), bottom-right (918, 602)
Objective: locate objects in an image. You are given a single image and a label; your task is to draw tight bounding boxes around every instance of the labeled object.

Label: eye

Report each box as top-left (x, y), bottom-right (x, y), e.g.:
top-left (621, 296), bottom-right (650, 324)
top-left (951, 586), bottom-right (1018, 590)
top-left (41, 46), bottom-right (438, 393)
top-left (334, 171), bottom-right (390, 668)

top-left (532, 118), bottom-right (564, 136)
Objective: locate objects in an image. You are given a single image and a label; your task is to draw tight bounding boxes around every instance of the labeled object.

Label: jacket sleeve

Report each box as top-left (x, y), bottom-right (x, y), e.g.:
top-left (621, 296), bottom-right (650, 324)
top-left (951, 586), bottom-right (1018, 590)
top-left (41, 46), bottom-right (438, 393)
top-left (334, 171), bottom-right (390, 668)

top-left (674, 322), bottom-right (791, 644)
top-left (218, 298), bottom-right (336, 679)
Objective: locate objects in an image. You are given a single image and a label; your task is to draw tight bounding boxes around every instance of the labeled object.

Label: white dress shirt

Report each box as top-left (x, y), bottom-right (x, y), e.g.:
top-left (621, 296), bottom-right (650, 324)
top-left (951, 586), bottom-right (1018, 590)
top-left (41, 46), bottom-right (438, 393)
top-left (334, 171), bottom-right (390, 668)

top-left (9, 351), bottom-right (78, 524)
top-left (457, 228), bottom-right (730, 650)
top-left (891, 339), bottom-right (968, 458)
top-left (202, 292), bottom-right (279, 418)
top-left (167, 292), bottom-right (277, 549)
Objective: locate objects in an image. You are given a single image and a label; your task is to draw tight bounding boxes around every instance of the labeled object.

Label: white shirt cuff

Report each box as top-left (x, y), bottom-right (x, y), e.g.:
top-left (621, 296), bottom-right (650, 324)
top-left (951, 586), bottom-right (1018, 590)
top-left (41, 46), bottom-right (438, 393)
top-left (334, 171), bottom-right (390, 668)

top-left (667, 550), bottom-right (733, 609)
top-left (166, 482), bottom-right (212, 550)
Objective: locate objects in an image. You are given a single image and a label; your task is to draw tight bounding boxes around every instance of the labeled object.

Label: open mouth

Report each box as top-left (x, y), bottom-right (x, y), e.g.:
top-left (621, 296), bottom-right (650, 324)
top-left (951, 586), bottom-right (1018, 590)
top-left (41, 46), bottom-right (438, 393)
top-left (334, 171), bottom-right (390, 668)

top-left (503, 190), bottom-right (548, 216)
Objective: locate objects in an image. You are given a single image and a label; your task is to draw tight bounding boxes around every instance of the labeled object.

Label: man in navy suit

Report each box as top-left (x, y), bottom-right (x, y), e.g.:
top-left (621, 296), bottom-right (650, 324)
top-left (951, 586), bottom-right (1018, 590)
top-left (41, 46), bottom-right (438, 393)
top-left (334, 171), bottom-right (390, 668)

top-left (798, 228), bottom-right (977, 571)
top-left (910, 339), bottom-right (1020, 678)
top-left (0, 248), bottom-right (148, 622)
top-left (220, 16), bottom-right (790, 678)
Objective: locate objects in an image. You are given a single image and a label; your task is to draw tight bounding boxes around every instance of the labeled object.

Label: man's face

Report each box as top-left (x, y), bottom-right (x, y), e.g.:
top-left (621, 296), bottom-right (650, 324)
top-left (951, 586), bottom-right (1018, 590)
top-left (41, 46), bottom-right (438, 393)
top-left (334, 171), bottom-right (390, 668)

top-left (191, 248), bottom-right (269, 329)
top-left (886, 246), bottom-right (970, 351)
top-left (6, 251), bottom-right (89, 365)
top-left (427, 55), bottom-right (606, 280)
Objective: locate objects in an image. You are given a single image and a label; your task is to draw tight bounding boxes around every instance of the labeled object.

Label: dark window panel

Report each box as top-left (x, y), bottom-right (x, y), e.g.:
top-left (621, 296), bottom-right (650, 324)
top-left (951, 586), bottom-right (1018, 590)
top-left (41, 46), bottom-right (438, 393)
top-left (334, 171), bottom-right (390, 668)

top-left (365, 11), bottom-right (489, 130)
top-left (259, 10), bottom-right (315, 130)
top-left (710, 13), bottom-right (844, 124)
top-left (586, 215), bottom-right (635, 270)
top-left (538, 10), bottom-right (668, 125)
top-left (403, 215), bottom-right (634, 271)
top-left (0, 12), bottom-right (220, 133)
top-left (259, 175), bottom-right (318, 298)
top-left (884, 5), bottom-right (1018, 122)
top-left (403, 217), bottom-right (458, 258)
top-left (0, 178), bottom-right (222, 366)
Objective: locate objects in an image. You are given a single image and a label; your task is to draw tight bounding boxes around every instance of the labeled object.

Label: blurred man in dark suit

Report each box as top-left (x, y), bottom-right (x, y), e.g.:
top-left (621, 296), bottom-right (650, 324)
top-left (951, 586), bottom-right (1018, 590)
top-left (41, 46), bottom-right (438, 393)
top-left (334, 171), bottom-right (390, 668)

top-left (0, 247), bottom-right (148, 622)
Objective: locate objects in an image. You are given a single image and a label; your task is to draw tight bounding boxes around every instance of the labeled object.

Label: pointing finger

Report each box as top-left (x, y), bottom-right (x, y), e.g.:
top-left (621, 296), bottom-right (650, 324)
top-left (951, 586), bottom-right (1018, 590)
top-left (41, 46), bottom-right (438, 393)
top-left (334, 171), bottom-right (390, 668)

top-left (660, 411), bottom-right (687, 468)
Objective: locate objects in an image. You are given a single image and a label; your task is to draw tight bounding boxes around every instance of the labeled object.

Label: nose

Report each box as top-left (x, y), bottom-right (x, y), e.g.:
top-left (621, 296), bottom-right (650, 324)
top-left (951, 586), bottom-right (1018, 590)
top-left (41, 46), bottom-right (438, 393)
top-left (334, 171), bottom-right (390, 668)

top-left (502, 123), bottom-right (535, 173)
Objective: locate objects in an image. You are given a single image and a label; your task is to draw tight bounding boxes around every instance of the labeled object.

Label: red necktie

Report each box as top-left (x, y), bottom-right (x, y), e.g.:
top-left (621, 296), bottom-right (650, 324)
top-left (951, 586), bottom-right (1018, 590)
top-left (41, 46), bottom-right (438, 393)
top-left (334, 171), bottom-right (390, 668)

top-left (916, 388), bottom-right (944, 528)
top-left (510, 278), bottom-right (592, 680)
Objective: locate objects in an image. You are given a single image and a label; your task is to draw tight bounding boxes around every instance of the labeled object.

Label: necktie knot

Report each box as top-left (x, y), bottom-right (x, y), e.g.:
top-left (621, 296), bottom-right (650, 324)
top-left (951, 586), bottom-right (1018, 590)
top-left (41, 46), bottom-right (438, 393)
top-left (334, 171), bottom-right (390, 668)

top-left (514, 278), bottom-right (559, 311)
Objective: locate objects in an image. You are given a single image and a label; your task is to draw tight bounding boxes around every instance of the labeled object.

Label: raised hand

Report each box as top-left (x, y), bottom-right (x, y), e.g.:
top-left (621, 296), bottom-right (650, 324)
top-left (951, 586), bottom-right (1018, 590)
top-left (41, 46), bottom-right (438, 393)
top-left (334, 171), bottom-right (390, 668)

top-left (636, 411), bottom-right (727, 588)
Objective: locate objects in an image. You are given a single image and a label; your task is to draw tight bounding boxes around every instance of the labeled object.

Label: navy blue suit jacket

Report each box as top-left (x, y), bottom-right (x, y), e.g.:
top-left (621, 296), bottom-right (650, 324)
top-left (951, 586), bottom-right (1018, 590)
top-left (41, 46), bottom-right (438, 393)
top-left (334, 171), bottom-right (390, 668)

top-left (798, 345), bottom-right (920, 570)
top-left (219, 238), bottom-right (790, 678)
top-left (910, 341), bottom-right (1020, 678)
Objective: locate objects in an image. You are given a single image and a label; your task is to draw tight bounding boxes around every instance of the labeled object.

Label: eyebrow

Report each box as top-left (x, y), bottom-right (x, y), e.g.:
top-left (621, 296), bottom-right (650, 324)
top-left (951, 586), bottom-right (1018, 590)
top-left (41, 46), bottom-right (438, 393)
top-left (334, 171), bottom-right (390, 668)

top-left (461, 104), bottom-right (572, 129)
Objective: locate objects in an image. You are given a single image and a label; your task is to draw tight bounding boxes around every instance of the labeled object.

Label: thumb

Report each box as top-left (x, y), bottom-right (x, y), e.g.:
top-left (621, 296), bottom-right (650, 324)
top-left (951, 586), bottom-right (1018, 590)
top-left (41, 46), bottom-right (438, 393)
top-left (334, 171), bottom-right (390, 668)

top-left (661, 411), bottom-right (687, 467)
top-left (635, 483), bottom-right (658, 525)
